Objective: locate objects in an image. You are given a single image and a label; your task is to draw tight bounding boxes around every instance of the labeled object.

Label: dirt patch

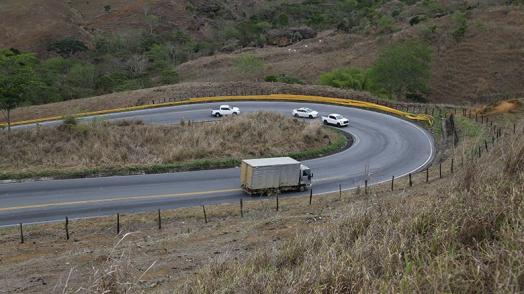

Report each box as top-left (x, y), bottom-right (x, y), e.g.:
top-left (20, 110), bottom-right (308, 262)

top-left (476, 99), bottom-right (522, 115)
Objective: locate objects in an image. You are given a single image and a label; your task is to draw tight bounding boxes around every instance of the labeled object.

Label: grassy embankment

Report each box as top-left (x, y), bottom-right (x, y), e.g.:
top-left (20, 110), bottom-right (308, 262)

top-left (0, 112), bottom-right (347, 180)
top-left (177, 120), bottom-right (524, 293)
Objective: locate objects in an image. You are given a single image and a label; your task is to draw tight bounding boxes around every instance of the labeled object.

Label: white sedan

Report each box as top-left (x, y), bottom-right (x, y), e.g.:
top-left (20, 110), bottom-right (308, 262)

top-left (292, 107), bottom-right (319, 119)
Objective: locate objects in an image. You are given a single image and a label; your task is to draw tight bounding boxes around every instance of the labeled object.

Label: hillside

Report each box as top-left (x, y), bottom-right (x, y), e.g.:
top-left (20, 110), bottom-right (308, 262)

top-left (1, 0), bottom-right (523, 106)
top-left (0, 0), bottom-right (281, 53)
top-left (176, 6), bottom-right (524, 104)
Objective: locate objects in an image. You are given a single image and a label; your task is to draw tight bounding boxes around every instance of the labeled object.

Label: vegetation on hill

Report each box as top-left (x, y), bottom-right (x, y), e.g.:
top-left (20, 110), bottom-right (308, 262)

top-left (1, 0), bottom-right (523, 114)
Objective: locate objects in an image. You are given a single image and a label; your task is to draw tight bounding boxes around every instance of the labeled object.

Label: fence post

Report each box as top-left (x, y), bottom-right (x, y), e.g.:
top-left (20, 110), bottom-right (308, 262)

top-left (158, 209), bottom-right (162, 230)
top-left (309, 189), bottom-right (313, 205)
top-left (426, 168), bottom-right (429, 183)
top-left (202, 205), bottom-right (208, 224)
top-left (514, 123), bottom-right (516, 134)
top-left (339, 184), bottom-right (342, 200)
top-left (485, 140), bottom-right (488, 152)
top-left (65, 216), bottom-right (69, 240)
top-left (276, 194), bottom-right (279, 211)
top-left (391, 176), bottom-right (395, 191)
top-left (451, 158), bottom-right (454, 174)
top-left (20, 223), bottom-right (24, 244)
top-left (439, 163), bottom-right (442, 178)
top-left (364, 180), bottom-right (368, 195)
top-left (409, 173), bottom-right (412, 187)
top-left (478, 146), bottom-right (482, 158)
top-left (116, 213), bottom-right (120, 235)
top-left (240, 199), bottom-right (244, 217)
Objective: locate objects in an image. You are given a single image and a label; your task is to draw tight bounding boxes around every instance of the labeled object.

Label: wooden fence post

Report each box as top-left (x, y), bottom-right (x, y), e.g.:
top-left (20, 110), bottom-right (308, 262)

top-left (439, 163), bottom-right (442, 178)
top-left (309, 189), bottom-right (313, 205)
top-left (276, 194), bottom-right (279, 211)
top-left (116, 213), bottom-right (120, 235)
top-left (391, 176), bottom-right (395, 191)
top-left (339, 184), bottom-right (342, 200)
top-left (426, 168), bottom-right (429, 183)
top-left (451, 158), bottom-right (454, 174)
top-left (240, 199), bottom-right (244, 217)
top-left (365, 180), bottom-right (368, 195)
top-left (202, 205), bottom-right (208, 224)
top-left (20, 223), bottom-right (24, 244)
top-left (158, 209), bottom-right (162, 230)
top-left (65, 216), bottom-right (69, 240)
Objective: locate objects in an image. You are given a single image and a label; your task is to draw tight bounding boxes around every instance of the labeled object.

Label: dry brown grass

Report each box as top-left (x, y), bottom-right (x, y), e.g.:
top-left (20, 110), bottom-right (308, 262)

top-left (0, 112), bottom-right (335, 174)
top-left (178, 125), bottom-right (524, 293)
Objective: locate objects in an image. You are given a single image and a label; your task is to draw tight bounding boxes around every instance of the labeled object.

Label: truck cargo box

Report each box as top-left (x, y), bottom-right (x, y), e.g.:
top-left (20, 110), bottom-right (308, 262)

top-left (241, 157), bottom-right (301, 191)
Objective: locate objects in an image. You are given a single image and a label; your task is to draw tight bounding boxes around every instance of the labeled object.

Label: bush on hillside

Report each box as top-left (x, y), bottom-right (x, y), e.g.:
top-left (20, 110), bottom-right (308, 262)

top-left (233, 54), bottom-right (265, 75)
top-left (47, 38), bottom-right (88, 57)
top-left (264, 74), bottom-right (304, 84)
top-left (319, 68), bottom-right (373, 92)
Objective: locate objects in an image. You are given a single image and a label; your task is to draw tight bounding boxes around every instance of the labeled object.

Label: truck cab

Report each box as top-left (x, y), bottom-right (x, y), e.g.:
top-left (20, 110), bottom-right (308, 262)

top-left (300, 164), bottom-right (313, 190)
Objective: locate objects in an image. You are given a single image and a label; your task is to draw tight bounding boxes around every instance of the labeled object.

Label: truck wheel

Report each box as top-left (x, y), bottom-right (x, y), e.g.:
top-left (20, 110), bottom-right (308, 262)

top-left (323, 120), bottom-right (328, 125)
top-left (215, 113), bottom-right (221, 117)
top-left (337, 123), bottom-right (341, 127)
top-left (294, 113), bottom-right (298, 117)
top-left (309, 115), bottom-right (313, 119)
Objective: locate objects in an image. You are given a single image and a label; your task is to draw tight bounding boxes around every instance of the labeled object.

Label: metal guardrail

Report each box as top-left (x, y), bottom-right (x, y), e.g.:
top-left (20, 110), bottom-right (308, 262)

top-left (0, 94), bottom-right (433, 127)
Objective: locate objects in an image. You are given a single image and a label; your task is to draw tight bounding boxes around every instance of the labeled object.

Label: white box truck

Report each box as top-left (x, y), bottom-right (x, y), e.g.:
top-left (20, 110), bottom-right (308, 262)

top-left (240, 157), bottom-right (313, 196)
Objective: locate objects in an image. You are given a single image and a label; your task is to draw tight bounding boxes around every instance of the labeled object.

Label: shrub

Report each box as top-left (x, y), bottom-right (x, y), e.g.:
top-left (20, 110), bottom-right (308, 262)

top-left (160, 67), bottom-right (179, 85)
top-left (451, 12), bottom-right (468, 42)
top-left (319, 68), bottom-right (372, 91)
top-left (47, 38), bottom-right (88, 57)
top-left (233, 54), bottom-right (265, 75)
top-left (264, 74), bottom-right (304, 84)
top-left (409, 15), bottom-right (427, 26)
top-left (62, 115), bottom-right (77, 126)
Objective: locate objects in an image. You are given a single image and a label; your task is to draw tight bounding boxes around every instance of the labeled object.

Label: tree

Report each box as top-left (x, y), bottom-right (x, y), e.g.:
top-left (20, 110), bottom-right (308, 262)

top-left (368, 41), bottom-right (432, 99)
top-left (0, 49), bottom-right (43, 131)
top-left (47, 38), bottom-right (88, 57)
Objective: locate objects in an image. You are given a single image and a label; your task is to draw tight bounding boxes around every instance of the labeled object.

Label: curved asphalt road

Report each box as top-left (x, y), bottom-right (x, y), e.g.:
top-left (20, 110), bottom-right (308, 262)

top-left (0, 101), bottom-right (435, 226)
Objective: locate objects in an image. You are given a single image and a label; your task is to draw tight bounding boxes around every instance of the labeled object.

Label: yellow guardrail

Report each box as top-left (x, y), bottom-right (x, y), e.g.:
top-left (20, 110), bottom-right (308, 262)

top-left (0, 94), bottom-right (433, 127)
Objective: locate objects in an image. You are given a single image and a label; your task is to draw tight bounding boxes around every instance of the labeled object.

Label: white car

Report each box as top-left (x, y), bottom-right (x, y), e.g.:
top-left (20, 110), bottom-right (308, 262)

top-left (322, 114), bottom-right (349, 127)
top-left (211, 105), bottom-right (240, 117)
top-left (292, 107), bottom-right (319, 119)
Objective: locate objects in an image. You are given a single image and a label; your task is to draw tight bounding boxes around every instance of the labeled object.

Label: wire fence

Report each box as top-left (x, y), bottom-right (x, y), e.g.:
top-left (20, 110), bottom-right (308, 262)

top-left (8, 102), bottom-right (521, 244)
